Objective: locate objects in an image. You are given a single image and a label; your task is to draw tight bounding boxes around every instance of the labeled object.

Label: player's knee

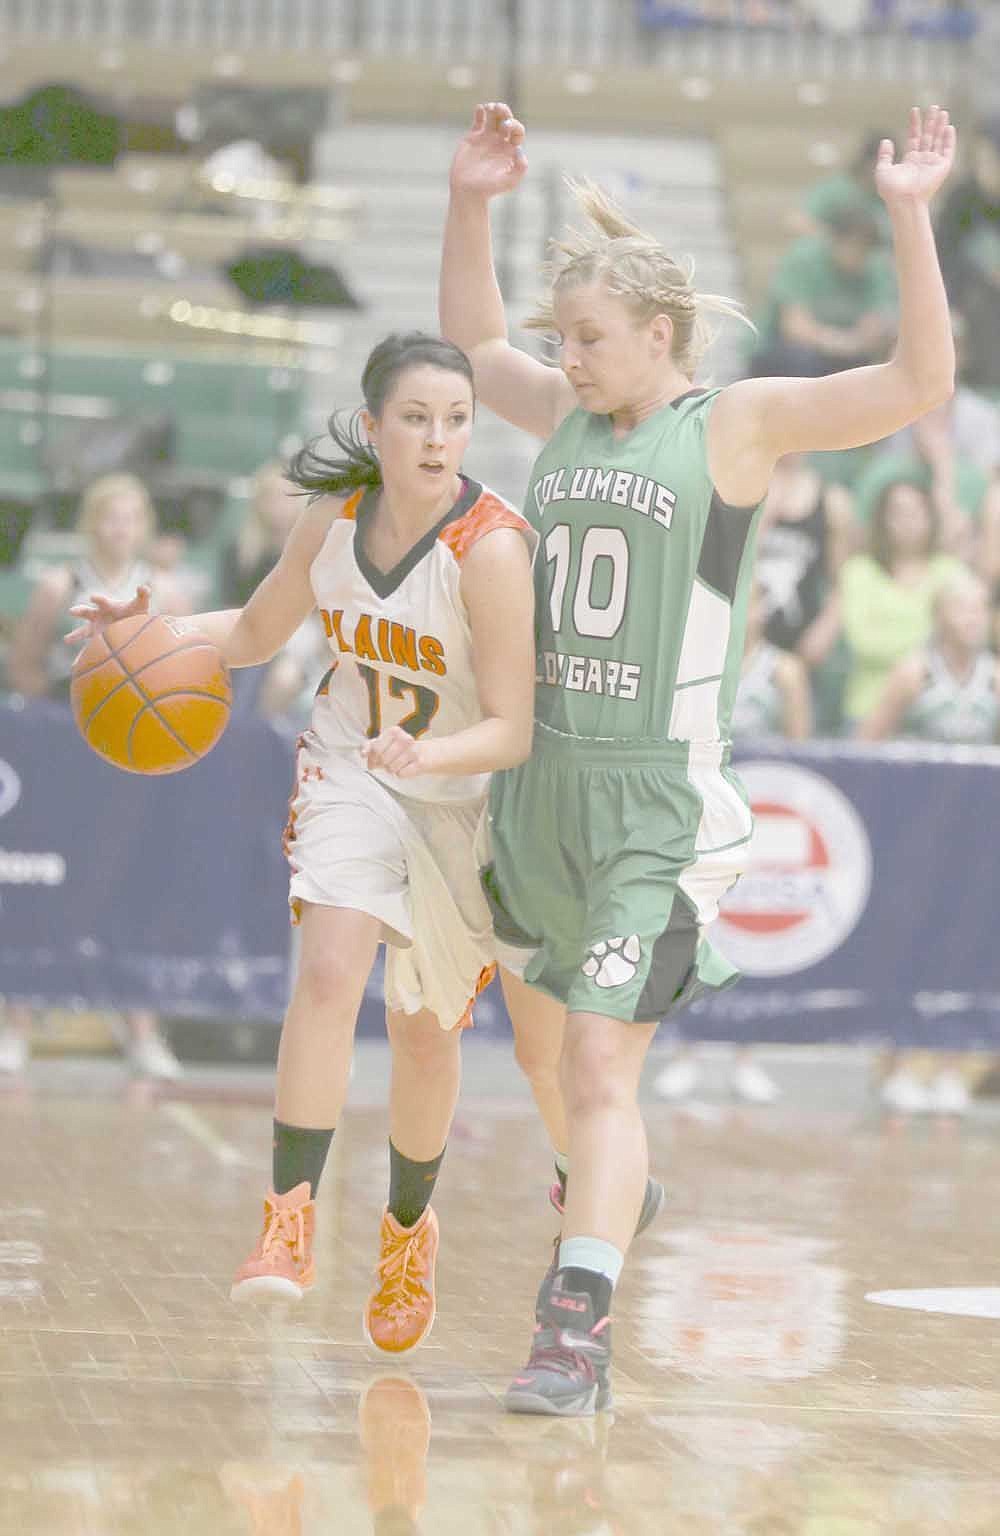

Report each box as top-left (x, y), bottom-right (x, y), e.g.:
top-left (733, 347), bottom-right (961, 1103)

top-left (559, 1031), bottom-right (630, 1116)
top-left (293, 949), bottom-right (363, 1015)
top-left (389, 1012), bottom-right (457, 1067)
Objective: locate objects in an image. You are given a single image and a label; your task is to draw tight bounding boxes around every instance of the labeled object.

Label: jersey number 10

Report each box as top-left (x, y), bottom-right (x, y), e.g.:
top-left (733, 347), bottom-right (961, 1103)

top-left (545, 524), bottom-right (630, 641)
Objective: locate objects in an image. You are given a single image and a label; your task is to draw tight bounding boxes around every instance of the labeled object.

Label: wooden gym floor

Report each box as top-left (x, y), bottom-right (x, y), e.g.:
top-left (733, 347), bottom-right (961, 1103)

top-left (0, 1041), bottom-right (998, 1534)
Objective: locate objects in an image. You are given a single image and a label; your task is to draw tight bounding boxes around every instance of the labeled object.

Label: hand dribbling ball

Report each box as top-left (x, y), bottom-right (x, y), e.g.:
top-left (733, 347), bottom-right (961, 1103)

top-left (71, 614), bottom-right (232, 774)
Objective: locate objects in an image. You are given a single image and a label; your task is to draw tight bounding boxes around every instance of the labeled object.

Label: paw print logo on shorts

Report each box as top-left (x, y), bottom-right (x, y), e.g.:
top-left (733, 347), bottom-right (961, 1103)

top-left (581, 935), bottom-right (641, 988)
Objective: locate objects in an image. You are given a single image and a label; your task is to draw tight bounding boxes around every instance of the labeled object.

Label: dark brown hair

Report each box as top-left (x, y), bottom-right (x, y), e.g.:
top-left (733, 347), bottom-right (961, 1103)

top-left (869, 477), bottom-right (938, 570)
top-left (287, 331), bottom-right (475, 498)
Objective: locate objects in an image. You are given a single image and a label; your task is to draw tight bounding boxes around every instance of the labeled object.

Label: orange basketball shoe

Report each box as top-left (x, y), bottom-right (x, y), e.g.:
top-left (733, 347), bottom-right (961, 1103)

top-left (219, 1461), bottom-right (305, 1535)
top-left (364, 1206), bottom-right (439, 1354)
top-left (230, 1183), bottom-right (315, 1302)
top-left (359, 1375), bottom-right (431, 1525)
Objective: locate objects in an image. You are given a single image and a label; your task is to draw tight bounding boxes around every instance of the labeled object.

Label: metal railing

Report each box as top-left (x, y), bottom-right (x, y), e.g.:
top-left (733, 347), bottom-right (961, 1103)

top-left (0, 0), bottom-right (976, 81)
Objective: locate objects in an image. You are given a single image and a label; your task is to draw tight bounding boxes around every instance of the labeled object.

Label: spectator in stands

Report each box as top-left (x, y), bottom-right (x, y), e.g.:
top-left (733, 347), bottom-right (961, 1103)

top-left (752, 452), bottom-right (854, 731)
top-left (731, 582), bottom-right (813, 741)
top-left (860, 569), bottom-right (997, 1115)
top-left (790, 130), bottom-right (891, 243)
top-left (218, 461), bottom-right (327, 728)
top-left (2, 473), bottom-right (189, 1081)
top-left (860, 570), bottom-right (999, 745)
top-left (219, 462), bottom-right (302, 609)
top-left (654, 583), bottom-right (810, 1106)
top-left (7, 473), bottom-right (190, 699)
top-left (751, 193), bottom-right (897, 379)
top-left (754, 452), bottom-right (854, 653)
top-left (854, 311), bottom-right (1000, 564)
top-left (146, 525), bottom-right (211, 611)
top-left (935, 116), bottom-right (1000, 395)
top-left (838, 477), bottom-right (970, 729)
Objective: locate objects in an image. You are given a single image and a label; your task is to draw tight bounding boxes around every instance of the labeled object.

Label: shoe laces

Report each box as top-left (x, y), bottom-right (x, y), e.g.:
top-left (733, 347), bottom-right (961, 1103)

top-left (376, 1225), bottom-right (429, 1317)
top-left (259, 1203), bottom-right (306, 1264)
top-left (525, 1317), bottom-right (610, 1380)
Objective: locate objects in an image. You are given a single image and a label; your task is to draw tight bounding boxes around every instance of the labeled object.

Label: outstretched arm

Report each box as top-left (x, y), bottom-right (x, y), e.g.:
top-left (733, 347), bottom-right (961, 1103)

top-left (67, 499), bottom-right (334, 667)
top-left (711, 108), bottom-right (957, 507)
top-left (67, 584), bottom-right (244, 653)
top-left (440, 102), bottom-right (575, 440)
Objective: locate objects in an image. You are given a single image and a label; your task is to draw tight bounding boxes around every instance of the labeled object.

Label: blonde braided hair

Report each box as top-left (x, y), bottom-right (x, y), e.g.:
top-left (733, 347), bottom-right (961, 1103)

top-left (525, 179), bottom-right (752, 377)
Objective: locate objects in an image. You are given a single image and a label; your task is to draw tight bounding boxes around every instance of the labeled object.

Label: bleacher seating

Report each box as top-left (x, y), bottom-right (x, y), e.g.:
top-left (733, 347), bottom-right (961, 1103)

top-left (0, 334), bottom-right (310, 645)
top-left (0, 2), bottom-right (985, 672)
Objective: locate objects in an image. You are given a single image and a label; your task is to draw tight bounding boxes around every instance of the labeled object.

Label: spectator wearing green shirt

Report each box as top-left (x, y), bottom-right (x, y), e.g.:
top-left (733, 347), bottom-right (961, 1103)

top-left (859, 312), bottom-right (1000, 551)
top-left (856, 448), bottom-right (988, 550)
top-left (839, 478), bottom-right (969, 725)
top-left (790, 131), bottom-right (891, 243)
top-left (852, 436), bottom-right (995, 572)
top-left (751, 195), bottom-right (897, 379)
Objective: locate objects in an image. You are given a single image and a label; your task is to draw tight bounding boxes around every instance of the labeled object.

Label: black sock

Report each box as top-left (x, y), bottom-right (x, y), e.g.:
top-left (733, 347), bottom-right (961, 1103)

top-left (388, 1140), bottom-right (445, 1228)
top-left (558, 1266), bottom-right (613, 1322)
top-left (272, 1120), bottom-right (334, 1197)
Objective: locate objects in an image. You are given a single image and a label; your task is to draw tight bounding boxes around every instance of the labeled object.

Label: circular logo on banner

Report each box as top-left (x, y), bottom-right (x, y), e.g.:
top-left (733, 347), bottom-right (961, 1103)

top-left (715, 762), bottom-right (872, 976)
top-left (0, 760), bottom-right (21, 819)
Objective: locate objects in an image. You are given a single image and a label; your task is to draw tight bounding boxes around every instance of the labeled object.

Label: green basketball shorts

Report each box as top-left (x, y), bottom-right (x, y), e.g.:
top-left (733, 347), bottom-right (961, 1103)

top-left (482, 724), bottom-right (753, 1024)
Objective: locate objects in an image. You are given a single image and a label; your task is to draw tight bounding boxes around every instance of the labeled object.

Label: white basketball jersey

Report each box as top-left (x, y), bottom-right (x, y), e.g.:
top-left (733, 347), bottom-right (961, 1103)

top-left (306, 476), bottom-right (535, 803)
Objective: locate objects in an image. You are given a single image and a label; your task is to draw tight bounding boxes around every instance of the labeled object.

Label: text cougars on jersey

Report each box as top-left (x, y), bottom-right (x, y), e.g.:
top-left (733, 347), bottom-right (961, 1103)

top-left (537, 651), bottom-right (641, 699)
top-left (533, 467), bottom-right (676, 527)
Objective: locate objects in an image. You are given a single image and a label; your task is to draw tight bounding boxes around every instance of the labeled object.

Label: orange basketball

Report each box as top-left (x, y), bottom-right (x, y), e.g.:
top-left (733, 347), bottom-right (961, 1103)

top-left (71, 613), bottom-right (232, 774)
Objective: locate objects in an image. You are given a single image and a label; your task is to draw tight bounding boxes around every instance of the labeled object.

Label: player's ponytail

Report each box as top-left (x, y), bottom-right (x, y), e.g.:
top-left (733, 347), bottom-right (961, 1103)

top-left (525, 178), bottom-right (752, 378)
top-left (286, 410), bottom-right (382, 499)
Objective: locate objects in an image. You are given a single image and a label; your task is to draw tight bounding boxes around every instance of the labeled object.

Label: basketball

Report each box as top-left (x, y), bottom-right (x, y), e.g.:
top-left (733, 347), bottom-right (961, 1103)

top-left (70, 613), bottom-right (232, 774)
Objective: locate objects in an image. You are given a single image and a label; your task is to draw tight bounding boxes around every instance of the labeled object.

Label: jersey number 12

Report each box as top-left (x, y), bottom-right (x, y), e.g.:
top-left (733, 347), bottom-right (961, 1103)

top-left (359, 664), bottom-right (440, 739)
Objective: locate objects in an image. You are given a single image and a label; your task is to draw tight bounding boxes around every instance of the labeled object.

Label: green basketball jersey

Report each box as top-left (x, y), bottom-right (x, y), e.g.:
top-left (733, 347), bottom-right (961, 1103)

top-left (525, 389), bottom-right (762, 743)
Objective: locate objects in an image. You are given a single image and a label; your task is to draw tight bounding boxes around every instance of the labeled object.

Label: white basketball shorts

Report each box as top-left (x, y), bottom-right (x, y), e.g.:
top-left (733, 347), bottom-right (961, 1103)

top-left (284, 735), bottom-right (494, 1030)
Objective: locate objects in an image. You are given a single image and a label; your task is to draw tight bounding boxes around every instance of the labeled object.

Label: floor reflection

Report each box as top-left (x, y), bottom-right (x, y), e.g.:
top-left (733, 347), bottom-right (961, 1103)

top-left (2, 1058), bottom-right (1000, 1533)
top-left (633, 1225), bottom-right (845, 1379)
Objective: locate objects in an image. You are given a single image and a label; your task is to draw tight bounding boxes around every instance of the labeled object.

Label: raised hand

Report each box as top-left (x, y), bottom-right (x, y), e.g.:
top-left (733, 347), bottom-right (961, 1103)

top-left (65, 582), bottom-right (151, 647)
top-left (449, 101), bottom-right (528, 201)
top-left (875, 106), bottom-right (956, 207)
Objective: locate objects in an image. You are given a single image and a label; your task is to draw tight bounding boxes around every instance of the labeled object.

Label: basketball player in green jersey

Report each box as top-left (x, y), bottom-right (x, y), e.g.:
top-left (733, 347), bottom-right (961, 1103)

top-left (441, 103), bottom-right (958, 1415)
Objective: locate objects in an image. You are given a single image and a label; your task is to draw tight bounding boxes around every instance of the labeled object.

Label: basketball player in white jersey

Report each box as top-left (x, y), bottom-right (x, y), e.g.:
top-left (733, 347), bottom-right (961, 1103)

top-left (67, 332), bottom-right (546, 1353)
